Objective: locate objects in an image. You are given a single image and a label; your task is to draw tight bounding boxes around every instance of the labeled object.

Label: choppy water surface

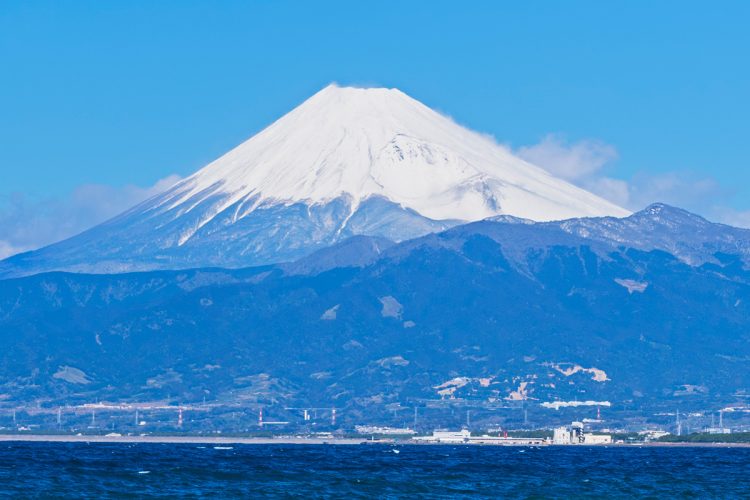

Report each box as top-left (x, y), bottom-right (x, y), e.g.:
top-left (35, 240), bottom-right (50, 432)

top-left (1, 443), bottom-right (748, 498)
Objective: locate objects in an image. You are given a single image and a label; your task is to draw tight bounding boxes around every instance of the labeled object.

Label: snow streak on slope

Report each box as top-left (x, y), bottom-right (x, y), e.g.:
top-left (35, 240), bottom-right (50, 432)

top-left (157, 85), bottom-right (628, 232)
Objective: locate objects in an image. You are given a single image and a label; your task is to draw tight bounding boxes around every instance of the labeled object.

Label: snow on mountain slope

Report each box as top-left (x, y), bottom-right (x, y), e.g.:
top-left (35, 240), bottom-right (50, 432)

top-left (161, 84), bottom-right (627, 229)
top-left (0, 84), bottom-right (629, 278)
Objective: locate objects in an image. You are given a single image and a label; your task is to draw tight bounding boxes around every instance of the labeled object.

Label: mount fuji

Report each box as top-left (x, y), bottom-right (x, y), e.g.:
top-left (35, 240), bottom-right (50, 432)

top-left (0, 85), bottom-right (628, 278)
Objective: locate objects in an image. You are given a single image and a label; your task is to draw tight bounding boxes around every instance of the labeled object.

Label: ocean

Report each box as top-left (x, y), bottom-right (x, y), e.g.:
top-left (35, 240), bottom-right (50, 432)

top-left (1, 442), bottom-right (748, 498)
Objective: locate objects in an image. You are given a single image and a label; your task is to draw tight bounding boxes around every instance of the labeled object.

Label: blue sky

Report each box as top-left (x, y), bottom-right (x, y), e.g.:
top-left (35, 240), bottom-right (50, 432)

top-left (1, 1), bottom-right (749, 255)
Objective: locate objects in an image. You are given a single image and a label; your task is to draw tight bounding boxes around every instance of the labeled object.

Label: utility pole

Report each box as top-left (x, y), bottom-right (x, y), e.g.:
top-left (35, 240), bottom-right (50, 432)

top-left (413, 407), bottom-right (418, 429)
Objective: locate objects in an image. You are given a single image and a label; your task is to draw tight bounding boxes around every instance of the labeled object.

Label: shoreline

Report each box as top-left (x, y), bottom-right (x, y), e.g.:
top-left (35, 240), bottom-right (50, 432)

top-left (1, 434), bottom-right (750, 447)
top-left (0, 434), bottom-right (371, 445)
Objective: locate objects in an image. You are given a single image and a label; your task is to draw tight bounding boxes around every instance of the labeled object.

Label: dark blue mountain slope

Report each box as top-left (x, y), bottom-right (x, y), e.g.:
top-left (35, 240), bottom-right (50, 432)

top-left (1, 211), bottom-right (749, 425)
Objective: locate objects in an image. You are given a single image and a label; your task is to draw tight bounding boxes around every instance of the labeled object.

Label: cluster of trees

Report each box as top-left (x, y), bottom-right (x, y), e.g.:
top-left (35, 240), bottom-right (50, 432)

top-left (657, 432), bottom-right (750, 443)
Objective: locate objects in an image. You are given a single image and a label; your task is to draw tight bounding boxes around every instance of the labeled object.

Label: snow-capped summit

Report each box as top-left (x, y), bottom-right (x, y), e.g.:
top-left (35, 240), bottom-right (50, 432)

top-left (163, 84), bottom-right (626, 228)
top-left (1, 84), bottom-right (629, 277)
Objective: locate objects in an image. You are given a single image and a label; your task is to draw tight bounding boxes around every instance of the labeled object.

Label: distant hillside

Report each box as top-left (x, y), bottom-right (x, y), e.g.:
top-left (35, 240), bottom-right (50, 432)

top-left (1, 207), bottom-right (749, 426)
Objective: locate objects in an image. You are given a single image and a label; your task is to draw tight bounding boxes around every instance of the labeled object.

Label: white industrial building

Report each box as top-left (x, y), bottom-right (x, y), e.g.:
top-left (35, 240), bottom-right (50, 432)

top-left (414, 429), bottom-right (472, 443)
top-left (413, 429), bottom-right (546, 445)
top-left (354, 426), bottom-right (416, 435)
top-left (552, 421), bottom-right (612, 445)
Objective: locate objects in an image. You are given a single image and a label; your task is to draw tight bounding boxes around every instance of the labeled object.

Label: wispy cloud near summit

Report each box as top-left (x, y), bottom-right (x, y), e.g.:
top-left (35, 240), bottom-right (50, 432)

top-left (518, 134), bottom-right (619, 183)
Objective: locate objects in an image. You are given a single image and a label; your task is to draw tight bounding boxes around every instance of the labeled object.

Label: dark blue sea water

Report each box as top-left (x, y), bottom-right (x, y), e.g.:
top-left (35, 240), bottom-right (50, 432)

top-left (1, 443), bottom-right (749, 498)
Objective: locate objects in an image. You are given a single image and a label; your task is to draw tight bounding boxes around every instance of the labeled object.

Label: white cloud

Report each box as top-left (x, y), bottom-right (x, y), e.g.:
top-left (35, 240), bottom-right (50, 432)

top-left (0, 175), bottom-right (181, 259)
top-left (710, 207), bottom-right (750, 229)
top-left (583, 177), bottom-right (631, 208)
top-left (0, 240), bottom-right (24, 261)
top-left (517, 134), bottom-right (618, 182)
top-left (516, 134), bottom-right (746, 227)
top-left (622, 172), bottom-right (725, 213)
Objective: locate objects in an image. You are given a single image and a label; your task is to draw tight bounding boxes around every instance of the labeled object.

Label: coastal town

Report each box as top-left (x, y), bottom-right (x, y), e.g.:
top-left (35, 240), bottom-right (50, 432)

top-left (2, 401), bottom-right (749, 446)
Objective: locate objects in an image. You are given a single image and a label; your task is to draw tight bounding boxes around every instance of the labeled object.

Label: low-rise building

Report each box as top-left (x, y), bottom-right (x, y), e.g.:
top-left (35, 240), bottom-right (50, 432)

top-left (553, 426), bottom-right (571, 444)
top-left (552, 422), bottom-right (612, 445)
top-left (582, 433), bottom-right (612, 444)
top-left (705, 427), bottom-right (732, 434)
top-left (414, 430), bottom-right (545, 445)
top-left (354, 426), bottom-right (417, 435)
top-left (413, 429), bottom-right (471, 443)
